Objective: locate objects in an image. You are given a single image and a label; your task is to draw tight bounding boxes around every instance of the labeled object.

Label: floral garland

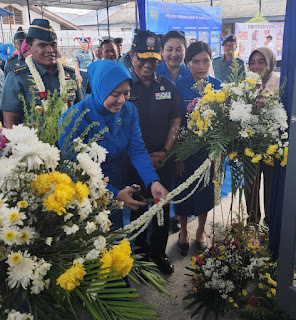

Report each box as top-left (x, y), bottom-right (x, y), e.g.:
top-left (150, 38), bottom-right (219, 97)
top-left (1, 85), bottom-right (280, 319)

top-left (122, 157), bottom-right (212, 238)
top-left (25, 54), bottom-right (67, 111)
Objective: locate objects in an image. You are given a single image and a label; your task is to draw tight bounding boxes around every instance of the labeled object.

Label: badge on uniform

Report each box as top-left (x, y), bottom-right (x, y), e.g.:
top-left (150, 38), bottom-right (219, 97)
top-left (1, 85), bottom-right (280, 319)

top-left (155, 92), bottom-right (171, 100)
top-left (117, 118), bottom-right (122, 126)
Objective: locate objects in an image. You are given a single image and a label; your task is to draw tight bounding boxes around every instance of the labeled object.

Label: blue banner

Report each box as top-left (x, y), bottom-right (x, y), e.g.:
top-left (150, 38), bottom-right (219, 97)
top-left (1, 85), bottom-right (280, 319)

top-left (146, 1), bottom-right (222, 56)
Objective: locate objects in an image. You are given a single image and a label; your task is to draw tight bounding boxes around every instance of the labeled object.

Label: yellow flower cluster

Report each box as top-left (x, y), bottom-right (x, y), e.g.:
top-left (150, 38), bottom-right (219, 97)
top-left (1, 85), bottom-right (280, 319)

top-left (280, 146), bottom-right (288, 167)
top-left (57, 263), bottom-right (86, 291)
top-left (228, 152), bottom-right (238, 161)
top-left (31, 172), bottom-right (89, 215)
top-left (99, 238), bottom-right (133, 278)
top-left (202, 84), bottom-right (226, 104)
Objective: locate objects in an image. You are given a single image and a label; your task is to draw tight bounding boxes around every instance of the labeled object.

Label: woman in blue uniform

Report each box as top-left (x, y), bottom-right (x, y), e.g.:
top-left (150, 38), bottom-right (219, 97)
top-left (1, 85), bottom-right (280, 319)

top-left (174, 41), bottom-right (221, 256)
top-left (59, 60), bottom-right (168, 229)
top-left (156, 31), bottom-right (190, 82)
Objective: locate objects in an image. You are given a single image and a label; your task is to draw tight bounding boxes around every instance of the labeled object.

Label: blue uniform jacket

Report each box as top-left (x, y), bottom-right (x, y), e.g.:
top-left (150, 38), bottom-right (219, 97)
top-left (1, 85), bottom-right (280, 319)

top-left (59, 98), bottom-right (159, 197)
top-left (156, 61), bottom-right (190, 82)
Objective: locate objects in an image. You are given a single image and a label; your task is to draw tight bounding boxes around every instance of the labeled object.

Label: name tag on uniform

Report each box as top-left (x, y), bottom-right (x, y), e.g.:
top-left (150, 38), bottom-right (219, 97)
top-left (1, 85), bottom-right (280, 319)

top-left (155, 92), bottom-right (171, 100)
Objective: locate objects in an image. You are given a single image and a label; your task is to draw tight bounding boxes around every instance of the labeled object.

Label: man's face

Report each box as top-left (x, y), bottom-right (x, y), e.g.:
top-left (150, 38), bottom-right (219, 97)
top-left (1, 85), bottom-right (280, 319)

top-left (80, 40), bottom-right (88, 51)
top-left (95, 47), bottom-right (101, 60)
top-left (130, 51), bottom-right (158, 81)
top-left (101, 42), bottom-right (118, 60)
top-left (223, 41), bottom-right (236, 56)
top-left (14, 39), bottom-right (24, 52)
top-left (116, 43), bottom-right (123, 55)
top-left (27, 39), bottom-right (58, 69)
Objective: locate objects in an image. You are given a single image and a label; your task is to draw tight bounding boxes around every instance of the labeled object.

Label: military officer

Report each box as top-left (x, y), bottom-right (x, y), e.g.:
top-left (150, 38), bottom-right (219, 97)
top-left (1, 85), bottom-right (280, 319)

top-left (0, 19), bottom-right (84, 129)
top-left (125, 29), bottom-right (184, 275)
top-left (4, 27), bottom-right (27, 77)
top-left (212, 34), bottom-right (245, 83)
top-left (113, 37), bottom-right (123, 59)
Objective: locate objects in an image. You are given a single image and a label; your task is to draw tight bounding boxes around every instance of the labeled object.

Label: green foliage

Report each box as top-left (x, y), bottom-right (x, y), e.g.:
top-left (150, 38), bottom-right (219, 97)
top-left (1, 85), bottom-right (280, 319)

top-left (246, 13), bottom-right (268, 23)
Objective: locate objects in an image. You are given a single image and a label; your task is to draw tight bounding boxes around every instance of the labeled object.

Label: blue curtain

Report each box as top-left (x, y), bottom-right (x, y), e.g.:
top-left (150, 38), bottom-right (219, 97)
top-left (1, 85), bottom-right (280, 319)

top-left (269, 0), bottom-right (295, 259)
top-left (136, 0), bottom-right (146, 30)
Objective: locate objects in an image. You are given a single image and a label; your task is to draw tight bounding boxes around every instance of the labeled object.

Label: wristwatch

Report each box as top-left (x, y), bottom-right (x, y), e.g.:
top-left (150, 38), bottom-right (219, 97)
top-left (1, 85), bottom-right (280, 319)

top-left (161, 148), bottom-right (170, 155)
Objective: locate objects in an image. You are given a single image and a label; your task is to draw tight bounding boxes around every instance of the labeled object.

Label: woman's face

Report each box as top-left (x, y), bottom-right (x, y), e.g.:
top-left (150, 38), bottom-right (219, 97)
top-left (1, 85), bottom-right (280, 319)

top-left (103, 80), bottom-right (130, 113)
top-left (187, 50), bottom-right (211, 81)
top-left (162, 38), bottom-right (186, 69)
top-left (249, 52), bottom-right (268, 76)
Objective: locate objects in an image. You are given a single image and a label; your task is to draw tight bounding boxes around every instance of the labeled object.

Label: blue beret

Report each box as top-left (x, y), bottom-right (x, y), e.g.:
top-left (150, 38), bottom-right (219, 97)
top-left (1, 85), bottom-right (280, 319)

top-left (222, 34), bottom-right (237, 46)
top-left (14, 27), bottom-right (27, 41)
top-left (27, 19), bottom-right (57, 42)
top-left (79, 38), bottom-right (89, 43)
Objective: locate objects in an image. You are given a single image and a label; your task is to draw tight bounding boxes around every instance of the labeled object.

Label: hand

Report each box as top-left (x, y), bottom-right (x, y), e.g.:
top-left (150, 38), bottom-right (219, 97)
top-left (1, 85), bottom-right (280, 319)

top-left (176, 161), bottom-right (185, 177)
top-left (150, 151), bottom-right (166, 169)
top-left (76, 74), bottom-right (83, 83)
top-left (151, 181), bottom-right (168, 201)
top-left (115, 187), bottom-right (147, 211)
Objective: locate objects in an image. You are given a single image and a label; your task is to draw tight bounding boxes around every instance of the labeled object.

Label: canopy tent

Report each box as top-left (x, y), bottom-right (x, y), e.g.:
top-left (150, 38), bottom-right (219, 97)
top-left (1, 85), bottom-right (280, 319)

top-left (0, 7), bottom-right (14, 43)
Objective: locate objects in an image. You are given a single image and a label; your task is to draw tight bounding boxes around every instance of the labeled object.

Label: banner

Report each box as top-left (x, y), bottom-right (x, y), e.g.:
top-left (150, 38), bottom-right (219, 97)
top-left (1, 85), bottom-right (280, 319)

top-left (235, 22), bottom-right (284, 62)
top-left (146, 1), bottom-right (222, 56)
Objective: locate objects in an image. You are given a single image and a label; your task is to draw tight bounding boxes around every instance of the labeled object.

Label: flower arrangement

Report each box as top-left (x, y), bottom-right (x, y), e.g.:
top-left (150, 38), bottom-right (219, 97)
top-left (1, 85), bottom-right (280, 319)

top-left (0, 123), bottom-right (163, 319)
top-left (184, 219), bottom-right (289, 319)
top-left (171, 69), bottom-right (289, 195)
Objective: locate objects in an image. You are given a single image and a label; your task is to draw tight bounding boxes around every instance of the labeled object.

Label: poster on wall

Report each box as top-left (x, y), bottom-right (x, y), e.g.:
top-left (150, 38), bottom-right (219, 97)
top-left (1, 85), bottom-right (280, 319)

top-left (146, 1), bottom-right (222, 56)
top-left (235, 22), bottom-right (284, 62)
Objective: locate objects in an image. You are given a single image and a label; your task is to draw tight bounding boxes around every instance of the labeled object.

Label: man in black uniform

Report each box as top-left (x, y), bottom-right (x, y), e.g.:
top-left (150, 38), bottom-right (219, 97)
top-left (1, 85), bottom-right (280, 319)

top-left (0, 19), bottom-right (84, 128)
top-left (4, 27), bottom-right (27, 77)
top-left (126, 29), bottom-right (184, 274)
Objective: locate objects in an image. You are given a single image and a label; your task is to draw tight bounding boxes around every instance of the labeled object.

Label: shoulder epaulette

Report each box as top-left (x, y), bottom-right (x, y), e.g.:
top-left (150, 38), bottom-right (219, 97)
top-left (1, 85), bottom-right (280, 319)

top-left (63, 65), bottom-right (75, 72)
top-left (7, 55), bottom-right (17, 62)
top-left (13, 65), bottom-right (29, 74)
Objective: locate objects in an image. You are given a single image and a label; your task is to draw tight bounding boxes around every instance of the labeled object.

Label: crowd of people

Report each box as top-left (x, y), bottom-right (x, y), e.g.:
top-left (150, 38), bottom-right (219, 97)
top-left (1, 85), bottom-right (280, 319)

top-left (0, 18), bottom-right (280, 275)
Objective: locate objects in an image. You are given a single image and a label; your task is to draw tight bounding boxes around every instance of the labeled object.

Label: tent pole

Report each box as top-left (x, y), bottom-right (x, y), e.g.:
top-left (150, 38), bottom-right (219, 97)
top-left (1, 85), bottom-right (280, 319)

top-left (26, 0), bottom-right (31, 24)
top-left (0, 16), bottom-right (4, 43)
top-left (135, 0), bottom-right (138, 29)
top-left (106, 0), bottom-right (110, 38)
top-left (8, 15), bottom-right (12, 42)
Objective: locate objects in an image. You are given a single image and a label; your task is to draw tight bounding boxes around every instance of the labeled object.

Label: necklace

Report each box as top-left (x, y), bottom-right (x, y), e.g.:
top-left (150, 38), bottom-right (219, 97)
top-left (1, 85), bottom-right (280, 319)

top-left (25, 54), bottom-right (67, 111)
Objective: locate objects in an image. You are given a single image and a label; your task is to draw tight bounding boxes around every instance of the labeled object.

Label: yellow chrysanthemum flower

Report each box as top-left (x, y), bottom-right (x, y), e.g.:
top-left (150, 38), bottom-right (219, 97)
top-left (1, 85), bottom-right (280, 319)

top-left (242, 290), bottom-right (247, 296)
top-left (271, 288), bottom-right (276, 296)
top-left (258, 283), bottom-right (264, 289)
top-left (251, 154), bottom-right (262, 163)
top-left (43, 194), bottom-right (66, 216)
top-left (10, 252), bottom-right (22, 265)
top-left (228, 297), bottom-right (234, 303)
top-left (233, 303), bottom-right (239, 308)
top-left (280, 147), bottom-right (288, 167)
top-left (264, 156), bottom-right (274, 166)
top-left (17, 201), bottom-right (28, 208)
top-left (244, 148), bottom-right (255, 158)
top-left (266, 144), bottom-right (278, 155)
top-left (190, 257), bottom-right (197, 268)
top-left (228, 152), bottom-right (237, 160)
top-left (215, 92), bottom-right (226, 103)
top-left (57, 263), bottom-right (86, 291)
top-left (75, 182), bottom-right (89, 203)
top-left (244, 129), bottom-right (254, 137)
top-left (203, 83), bottom-right (212, 94)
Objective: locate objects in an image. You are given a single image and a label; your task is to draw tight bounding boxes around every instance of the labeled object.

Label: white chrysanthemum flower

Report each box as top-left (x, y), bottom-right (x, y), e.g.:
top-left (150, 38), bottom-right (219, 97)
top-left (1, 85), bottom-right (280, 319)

top-left (1, 226), bottom-right (19, 245)
top-left (95, 210), bottom-right (112, 233)
top-left (63, 224), bottom-right (79, 235)
top-left (77, 198), bottom-right (92, 221)
top-left (76, 153), bottom-right (106, 192)
top-left (229, 101), bottom-right (252, 123)
top-left (85, 221), bottom-right (97, 234)
top-left (245, 71), bottom-right (260, 80)
top-left (86, 143), bottom-right (108, 164)
top-left (73, 137), bottom-right (85, 152)
top-left (231, 86), bottom-right (244, 96)
top-left (31, 258), bottom-right (51, 294)
top-left (0, 157), bottom-right (20, 189)
top-left (0, 193), bottom-right (8, 209)
top-left (64, 212), bottom-right (73, 221)
top-left (272, 106), bottom-right (288, 131)
top-left (3, 207), bottom-right (26, 227)
top-left (6, 309), bottom-right (34, 320)
top-left (45, 237), bottom-right (53, 246)
top-left (73, 257), bottom-right (85, 265)
top-left (7, 250), bottom-right (36, 289)
top-left (94, 235), bottom-right (106, 251)
top-left (17, 227), bottom-right (36, 245)
top-left (86, 249), bottom-right (100, 260)
top-left (2, 125), bottom-right (38, 151)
